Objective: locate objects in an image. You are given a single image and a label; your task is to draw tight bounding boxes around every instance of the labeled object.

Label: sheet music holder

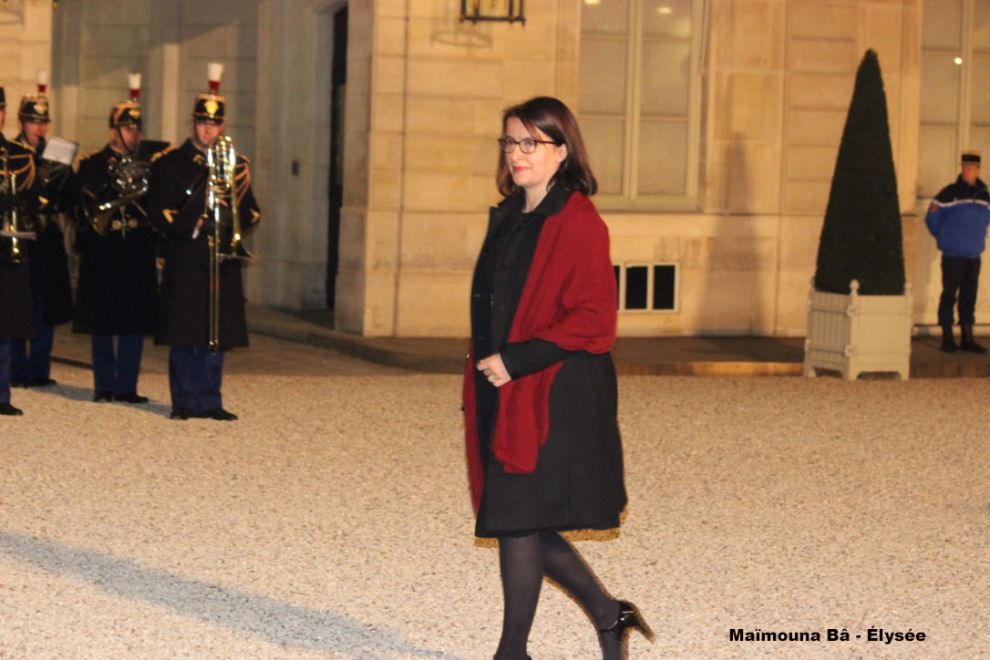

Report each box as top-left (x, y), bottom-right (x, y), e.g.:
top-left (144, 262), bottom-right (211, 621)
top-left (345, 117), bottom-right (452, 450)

top-left (41, 136), bottom-right (78, 166)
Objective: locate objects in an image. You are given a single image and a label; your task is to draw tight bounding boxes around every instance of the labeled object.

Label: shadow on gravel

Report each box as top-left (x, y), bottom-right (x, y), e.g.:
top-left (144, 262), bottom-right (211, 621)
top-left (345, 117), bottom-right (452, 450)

top-left (25, 382), bottom-right (93, 402)
top-left (26, 384), bottom-right (173, 417)
top-left (0, 531), bottom-right (447, 657)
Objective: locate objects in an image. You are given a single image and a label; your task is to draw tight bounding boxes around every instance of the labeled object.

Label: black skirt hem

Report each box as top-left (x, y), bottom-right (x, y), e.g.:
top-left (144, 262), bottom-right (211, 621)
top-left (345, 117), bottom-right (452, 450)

top-left (474, 514), bottom-right (621, 539)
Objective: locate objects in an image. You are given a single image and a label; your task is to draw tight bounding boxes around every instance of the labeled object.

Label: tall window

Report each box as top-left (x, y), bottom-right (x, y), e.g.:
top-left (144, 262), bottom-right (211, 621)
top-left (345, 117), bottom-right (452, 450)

top-left (579, 0), bottom-right (704, 210)
top-left (918, 0), bottom-right (990, 198)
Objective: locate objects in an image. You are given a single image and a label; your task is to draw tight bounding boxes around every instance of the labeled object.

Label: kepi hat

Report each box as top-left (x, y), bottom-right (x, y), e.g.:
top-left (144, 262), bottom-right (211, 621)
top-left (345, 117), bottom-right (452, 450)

top-left (192, 62), bottom-right (225, 124)
top-left (962, 150), bottom-right (981, 165)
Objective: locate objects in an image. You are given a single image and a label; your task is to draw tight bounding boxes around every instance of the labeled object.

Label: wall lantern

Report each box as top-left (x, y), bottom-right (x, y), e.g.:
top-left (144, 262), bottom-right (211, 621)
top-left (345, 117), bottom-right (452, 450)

top-left (461, 0), bottom-right (525, 24)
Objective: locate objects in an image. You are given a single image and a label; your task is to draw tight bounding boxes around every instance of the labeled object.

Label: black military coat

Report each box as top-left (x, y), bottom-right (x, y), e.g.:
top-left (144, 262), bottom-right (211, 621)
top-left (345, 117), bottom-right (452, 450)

top-left (0, 135), bottom-right (36, 339)
top-left (0, 259), bottom-right (32, 339)
top-left (14, 134), bottom-right (73, 326)
top-left (469, 186), bottom-right (627, 538)
top-left (144, 139), bottom-right (261, 348)
top-left (71, 145), bottom-right (158, 335)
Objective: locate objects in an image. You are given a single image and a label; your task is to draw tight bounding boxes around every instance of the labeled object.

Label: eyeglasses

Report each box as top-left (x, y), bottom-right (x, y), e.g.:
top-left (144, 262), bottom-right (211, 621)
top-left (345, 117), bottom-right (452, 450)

top-left (498, 136), bottom-right (559, 154)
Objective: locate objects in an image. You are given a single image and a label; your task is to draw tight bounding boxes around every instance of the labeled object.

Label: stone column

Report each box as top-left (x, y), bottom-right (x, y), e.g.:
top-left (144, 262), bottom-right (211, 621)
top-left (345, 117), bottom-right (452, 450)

top-left (147, 2), bottom-right (182, 146)
top-left (50, 0), bottom-right (78, 141)
top-left (334, 0), bottom-right (375, 333)
top-left (250, 0), bottom-right (290, 306)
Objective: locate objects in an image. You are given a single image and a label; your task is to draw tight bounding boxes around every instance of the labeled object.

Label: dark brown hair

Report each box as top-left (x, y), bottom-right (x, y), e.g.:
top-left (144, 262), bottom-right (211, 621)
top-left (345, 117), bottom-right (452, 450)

top-left (496, 96), bottom-right (597, 198)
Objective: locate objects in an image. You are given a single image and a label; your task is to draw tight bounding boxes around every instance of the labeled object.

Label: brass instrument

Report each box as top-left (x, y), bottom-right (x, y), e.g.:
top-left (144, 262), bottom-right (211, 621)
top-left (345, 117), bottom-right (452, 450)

top-left (205, 135), bottom-right (251, 350)
top-left (82, 153), bottom-right (151, 236)
top-left (0, 146), bottom-right (33, 263)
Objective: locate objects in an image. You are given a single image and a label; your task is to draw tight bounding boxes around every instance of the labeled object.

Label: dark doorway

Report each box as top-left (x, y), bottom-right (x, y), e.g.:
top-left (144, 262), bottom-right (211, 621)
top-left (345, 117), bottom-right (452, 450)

top-left (326, 5), bottom-right (348, 311)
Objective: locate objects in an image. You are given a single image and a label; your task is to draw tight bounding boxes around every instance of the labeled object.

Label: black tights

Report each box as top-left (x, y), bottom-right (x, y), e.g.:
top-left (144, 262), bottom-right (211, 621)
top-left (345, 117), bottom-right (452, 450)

top-left (493, 530), bottom-right (622, 660)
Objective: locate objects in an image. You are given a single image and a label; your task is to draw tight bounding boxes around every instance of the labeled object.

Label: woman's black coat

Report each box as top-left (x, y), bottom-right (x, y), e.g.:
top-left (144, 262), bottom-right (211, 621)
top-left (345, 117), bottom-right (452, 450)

top-left (470, 187), bottom-right (627, 538)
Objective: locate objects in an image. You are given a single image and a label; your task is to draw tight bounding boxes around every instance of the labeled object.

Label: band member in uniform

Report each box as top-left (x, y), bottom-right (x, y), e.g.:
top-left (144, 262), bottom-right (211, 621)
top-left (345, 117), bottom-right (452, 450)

top-left (144, 63), bottom-right (260, 421)
top-left (11, 71), bottom-right (73, 388)
top-left (71, 74), bottom-right (159, 403)
top-left (0, 85), bottom-right (42, 415)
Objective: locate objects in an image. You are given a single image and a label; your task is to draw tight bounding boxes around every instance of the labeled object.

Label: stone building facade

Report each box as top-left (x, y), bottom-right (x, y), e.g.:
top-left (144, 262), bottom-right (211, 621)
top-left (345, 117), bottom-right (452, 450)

top-left (0, 1), bottom-right (52, 126)
top-left (0, 0), bottom-right (982, 337)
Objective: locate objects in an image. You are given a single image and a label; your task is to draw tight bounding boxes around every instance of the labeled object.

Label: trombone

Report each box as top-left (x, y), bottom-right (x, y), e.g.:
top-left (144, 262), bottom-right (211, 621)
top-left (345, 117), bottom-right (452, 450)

top-left (205, 135), bottom-right (251, 351)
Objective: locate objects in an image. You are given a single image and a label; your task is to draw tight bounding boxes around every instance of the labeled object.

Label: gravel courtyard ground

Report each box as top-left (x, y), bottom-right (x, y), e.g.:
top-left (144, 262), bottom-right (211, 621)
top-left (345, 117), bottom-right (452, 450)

top-left (1, 334), bottom-right (987, 659)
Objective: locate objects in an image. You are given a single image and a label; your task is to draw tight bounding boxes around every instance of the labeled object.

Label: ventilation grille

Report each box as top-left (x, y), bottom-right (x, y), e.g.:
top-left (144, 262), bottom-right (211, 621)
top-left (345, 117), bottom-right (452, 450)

top-left (613, 264), bottom-right (678, 312)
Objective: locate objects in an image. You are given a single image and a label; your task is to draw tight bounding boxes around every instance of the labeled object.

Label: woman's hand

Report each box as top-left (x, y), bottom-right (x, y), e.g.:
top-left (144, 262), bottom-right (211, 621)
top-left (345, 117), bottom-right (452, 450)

top-left (477, 353), bottom-right (512, 388)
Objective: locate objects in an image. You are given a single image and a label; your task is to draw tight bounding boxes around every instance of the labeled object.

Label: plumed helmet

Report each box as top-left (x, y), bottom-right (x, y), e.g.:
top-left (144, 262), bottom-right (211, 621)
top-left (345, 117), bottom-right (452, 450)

top-left (192, 62), bottom-right (226, 124)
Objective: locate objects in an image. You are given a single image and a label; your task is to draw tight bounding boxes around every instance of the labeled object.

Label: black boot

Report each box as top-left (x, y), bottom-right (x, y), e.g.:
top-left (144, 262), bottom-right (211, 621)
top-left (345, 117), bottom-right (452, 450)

top-left (940, 325), bottom-right (957, 353)
top-left (960, 325), bottom-right (988, 353)
top-left (0, 402), bottom-right (24, 416)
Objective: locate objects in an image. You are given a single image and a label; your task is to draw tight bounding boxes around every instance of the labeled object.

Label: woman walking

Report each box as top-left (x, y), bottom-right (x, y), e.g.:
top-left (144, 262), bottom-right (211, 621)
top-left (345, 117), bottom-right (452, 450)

top-left (463, 96), bottom-right (653, 659)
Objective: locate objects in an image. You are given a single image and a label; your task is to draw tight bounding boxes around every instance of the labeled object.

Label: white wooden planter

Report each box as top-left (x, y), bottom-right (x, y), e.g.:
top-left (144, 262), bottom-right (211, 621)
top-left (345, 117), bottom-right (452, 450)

top-left (804, 279), bottom-right (912, 380)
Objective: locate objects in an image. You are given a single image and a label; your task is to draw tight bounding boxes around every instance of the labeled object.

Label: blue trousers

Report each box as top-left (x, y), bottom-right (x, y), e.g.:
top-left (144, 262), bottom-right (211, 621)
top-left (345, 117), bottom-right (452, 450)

top-left (938, 256), bottom-right (981, 326)
top-left (169, 347), bottom-right (224, 414)
top-left (92, 334), bottom-right (144, 395)
top-left (11, 286), bottom-right (54, 383)
top-left (0, 339), bottom-right (11, 404)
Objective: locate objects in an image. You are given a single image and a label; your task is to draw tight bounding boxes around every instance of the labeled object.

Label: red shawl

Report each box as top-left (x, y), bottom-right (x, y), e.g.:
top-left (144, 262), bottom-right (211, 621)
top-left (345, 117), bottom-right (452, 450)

top-left (463, 191), bottom-right (617, 513)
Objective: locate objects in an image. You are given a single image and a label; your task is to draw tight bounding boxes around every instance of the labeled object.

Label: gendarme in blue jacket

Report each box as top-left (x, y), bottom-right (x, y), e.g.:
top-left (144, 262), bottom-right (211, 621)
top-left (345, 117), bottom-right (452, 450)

top-left (925, 176), bottom-right (990, 259)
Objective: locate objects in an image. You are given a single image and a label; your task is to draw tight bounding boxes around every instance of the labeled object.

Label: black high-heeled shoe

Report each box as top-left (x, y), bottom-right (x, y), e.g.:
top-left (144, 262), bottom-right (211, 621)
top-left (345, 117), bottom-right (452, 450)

top-left (599, 600), bottom-right (655, 644)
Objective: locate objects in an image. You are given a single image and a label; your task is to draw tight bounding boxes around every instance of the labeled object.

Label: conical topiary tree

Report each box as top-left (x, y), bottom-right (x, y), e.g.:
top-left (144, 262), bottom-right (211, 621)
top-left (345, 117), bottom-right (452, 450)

top-left (814, 49), bottom-right (905, 296)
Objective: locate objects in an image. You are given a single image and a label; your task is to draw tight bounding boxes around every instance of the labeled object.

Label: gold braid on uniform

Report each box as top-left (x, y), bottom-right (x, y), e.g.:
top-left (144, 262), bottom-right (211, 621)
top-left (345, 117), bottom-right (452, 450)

top-left (234, 160), bottom-right (260, 228)
top-left (151, 145), bottom-right (178, 163)
top-left (1, 152), bottom-right (37, 191)
top-left (234, 160), bottom-right (261, 228)
top-left (234, 160), bottom-right (251, 206)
